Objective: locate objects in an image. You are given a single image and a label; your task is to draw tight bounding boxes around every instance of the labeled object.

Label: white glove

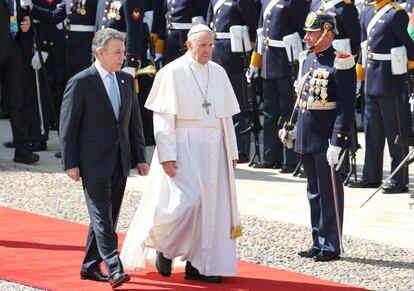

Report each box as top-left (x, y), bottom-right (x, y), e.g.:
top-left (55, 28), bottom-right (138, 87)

top-left (154, 53), bottom-right (163, 63)
top-left (356, 80), bottom-right (362, 95)
top-left (122, 66), bottom-right (136, 77)
top-left (246, 66), bottom-right (259, 83)
top-left (278, 126), bottom-right (296, 149)
top-left (20, 0), bottom-right (33, 9)
top-left (326, 144), bottom-right (342, 167)
top-left (31, 51), bottom-right (48, 70)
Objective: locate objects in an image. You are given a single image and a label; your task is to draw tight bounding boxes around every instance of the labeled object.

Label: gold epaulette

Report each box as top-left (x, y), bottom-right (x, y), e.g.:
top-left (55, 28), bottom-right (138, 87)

top-left (389, 2), bottom-right (402, 10)
top-left (334, 51), bottom-right (355, 70)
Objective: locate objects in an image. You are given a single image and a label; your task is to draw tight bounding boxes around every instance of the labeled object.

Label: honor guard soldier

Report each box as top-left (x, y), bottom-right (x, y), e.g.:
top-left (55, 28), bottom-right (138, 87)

top-left (247, 0), bottom-right (310, 172)
top-left (65, 0), bottom-right (98, 79)
top-left (206, 0), bottom-right (259, 163)
top-left (155, 0), bottom-right (209, 64)
top-left (1, 0), bottom-right (39, 164)
top-left (28, 0), bottom-right (66, 151)
top-left (281, 12), bottom-right (356, 262)
top-left (310, 0), bottom-right (361, 56)
top-left (96, 0), bottom-right (145, 78)
top-left (350, 0), bottom-right (414, 193)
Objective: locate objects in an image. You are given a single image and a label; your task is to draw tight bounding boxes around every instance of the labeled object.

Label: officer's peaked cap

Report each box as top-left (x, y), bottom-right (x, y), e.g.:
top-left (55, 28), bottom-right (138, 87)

top-left (304, 12), bottom-right (339, 35)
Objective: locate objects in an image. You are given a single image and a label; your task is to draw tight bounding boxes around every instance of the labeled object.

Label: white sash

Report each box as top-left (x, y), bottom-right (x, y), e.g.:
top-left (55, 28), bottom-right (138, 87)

top-left (367, 4), bottom-right (392, 36)
top-left (321, 0), bottom-right (344, 11)
top-left (213, 0), bottom-right (227, 14)
top-left (264, 0), bottom-right (281, 19)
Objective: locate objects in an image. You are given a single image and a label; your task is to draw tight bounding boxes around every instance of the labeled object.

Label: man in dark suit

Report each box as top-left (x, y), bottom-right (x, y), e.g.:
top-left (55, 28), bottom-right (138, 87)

top-left (59, 28), bottom-right (149, 288)
top-left (1, 0), bottom-right (39, 164)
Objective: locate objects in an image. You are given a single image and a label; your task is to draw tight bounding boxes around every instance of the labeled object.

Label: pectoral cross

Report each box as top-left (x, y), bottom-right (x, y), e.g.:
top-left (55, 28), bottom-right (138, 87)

top-left (202, 99), bottom-right (212, 115)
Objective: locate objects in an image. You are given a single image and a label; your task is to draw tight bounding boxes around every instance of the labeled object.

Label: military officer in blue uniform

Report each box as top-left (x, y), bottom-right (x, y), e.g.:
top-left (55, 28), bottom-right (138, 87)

top-left (155, 0), bottom-right (209, 64)
top-left (350, 0), bottom-right (414, 193)
top-left (248, 0), bottom-right (310, 172)
top-left (206, 0), bottom-right (259, 163)
top-left (96, 0), bottom-right (145, 77)
top-left (310, 0), bottom-right (360, 56)
top-left (281, 12), bottom-right (356, 261)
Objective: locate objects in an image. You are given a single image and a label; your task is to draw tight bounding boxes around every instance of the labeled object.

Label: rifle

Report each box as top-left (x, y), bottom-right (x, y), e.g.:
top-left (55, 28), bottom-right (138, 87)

top-left (239, 35), bottom-right (262, 166)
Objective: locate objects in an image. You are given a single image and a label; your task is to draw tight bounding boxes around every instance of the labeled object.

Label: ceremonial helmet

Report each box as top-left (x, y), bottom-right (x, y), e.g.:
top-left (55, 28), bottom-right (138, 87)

top-left (304, 12), bottom-right (339, 35)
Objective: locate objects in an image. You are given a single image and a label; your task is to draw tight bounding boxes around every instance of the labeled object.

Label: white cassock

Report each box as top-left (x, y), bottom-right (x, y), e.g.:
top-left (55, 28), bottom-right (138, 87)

top-left (120, 52), bottom-right (242, 276)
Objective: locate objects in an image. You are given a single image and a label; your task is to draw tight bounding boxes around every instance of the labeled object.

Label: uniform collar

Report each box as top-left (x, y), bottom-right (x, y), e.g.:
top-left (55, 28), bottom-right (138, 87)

top-left (315, 46), bottom-right (335, 58)
top-left (374, 0), bottom-right (391, 10)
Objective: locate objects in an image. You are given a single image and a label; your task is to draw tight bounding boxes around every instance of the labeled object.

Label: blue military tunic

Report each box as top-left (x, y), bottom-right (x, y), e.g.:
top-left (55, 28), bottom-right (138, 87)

top-left (96, 0), bottom-right (145, 70)
top-left (295, 47), bottom-right (356, 254)
top-left (295, 47), bottom-right (356, 153)
top-left (310, 0), bottom-right (361, 56)
top-left (206, 0), bottom-right (259, 74)
top-left (257, 0), bottom-right (310, 80)
top-left (158, 0), bottom-right (209, 63)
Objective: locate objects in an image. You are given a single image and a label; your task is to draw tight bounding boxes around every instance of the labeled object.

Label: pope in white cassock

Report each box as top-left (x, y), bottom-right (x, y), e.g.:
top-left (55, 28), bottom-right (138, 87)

top-left (120, 24), bottom-right (242, 283)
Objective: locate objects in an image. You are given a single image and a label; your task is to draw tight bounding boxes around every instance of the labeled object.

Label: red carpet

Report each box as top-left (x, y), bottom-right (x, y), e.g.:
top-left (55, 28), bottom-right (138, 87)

top-left (0, 207), bottom-right (369, 290)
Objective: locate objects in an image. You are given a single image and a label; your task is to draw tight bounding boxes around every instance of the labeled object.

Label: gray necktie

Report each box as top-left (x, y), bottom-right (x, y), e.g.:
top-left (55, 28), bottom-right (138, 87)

top-left (107, 73), bottom-right (120, 120)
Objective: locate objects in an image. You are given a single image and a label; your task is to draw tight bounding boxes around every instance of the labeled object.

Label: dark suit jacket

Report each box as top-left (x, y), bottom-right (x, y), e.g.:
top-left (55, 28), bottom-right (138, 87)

top-left (59, 64), bottom-right (146, 178)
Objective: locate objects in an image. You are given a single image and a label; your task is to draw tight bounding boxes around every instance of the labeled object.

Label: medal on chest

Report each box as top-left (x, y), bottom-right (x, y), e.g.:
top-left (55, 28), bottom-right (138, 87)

top-left (108, 1), bottom-right (122, 20)
top-left (309, 68), bottom-right (329, 104)
top-left (74, 0), bottom-right (86, 15)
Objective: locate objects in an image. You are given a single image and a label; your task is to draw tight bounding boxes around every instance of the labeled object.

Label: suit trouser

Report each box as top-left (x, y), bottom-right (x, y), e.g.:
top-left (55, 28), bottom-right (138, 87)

top-left (229, 73), bottom-right (251, 156)
top-left (262, 77), bottom-right (296, 166)
top-left (81, 154), bottom-right (127, 276)
top-left (302, 152), bottom-right (344, 253)
top-left (362, 93), bottom-right (409, 186)
top-left (0, 39), bottom-right (31, 152)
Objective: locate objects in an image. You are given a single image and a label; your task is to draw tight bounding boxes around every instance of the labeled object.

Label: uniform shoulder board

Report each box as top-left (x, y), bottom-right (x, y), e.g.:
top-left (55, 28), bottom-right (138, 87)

top-left (334, 52), bottom-right (355, 70)
top-left (343, 0), bottom-right (352, 4)
top-left (389, 2), bottom-right (402, 10)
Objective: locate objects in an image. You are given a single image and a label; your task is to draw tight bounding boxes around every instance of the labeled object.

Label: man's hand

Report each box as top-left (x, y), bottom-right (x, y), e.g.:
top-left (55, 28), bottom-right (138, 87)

top-left (65, 167), bottom-right (80, 182)
top-left (246, 66), bottom-right (259, 83)
top-left (232, 159), bottom-right (237, 171)
top-left (137, 163), bottom-right (149, 176)
top-left (31, 51), bottom-right (49, 70)
top-left (122, 66), bottom-right (136, 77)
top-left (326, 144), bottom-right (342, 167)
top-left (161, 160), bottom-right (176, 178)
top-left (20, 16), bottom-right (31, 32)
top-left (278, 126), bottom-right (296, 149)
top-left (20, 0), bottom-right (33, 10)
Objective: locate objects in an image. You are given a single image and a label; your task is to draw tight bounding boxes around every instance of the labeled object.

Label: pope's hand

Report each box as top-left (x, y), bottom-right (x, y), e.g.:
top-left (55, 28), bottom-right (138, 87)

top-left (246, 66), bottom-right (259, 83)
top-left (65, 167), bottom-right (80, 182)
top-left (326, 144), bottom-right (342, 167)
top-left (32, 51), bottom-right (49, 70)
top-left (232, 159), bottom-right (237, 171)
top-left (122, 66), bottom-right (136, 77)
top-left (162, 160), bottom-right (176, 178)
top-left (137, 163), bottom-right (149, 176)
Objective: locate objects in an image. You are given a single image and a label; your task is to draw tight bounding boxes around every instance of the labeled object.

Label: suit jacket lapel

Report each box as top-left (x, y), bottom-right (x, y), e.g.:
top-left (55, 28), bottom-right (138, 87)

top-left (89, 65), bottom-right (118, 122)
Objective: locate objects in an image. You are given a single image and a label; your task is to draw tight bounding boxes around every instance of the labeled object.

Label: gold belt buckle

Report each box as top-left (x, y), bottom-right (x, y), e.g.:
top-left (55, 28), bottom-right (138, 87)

top-left (264, 37), bottom-right (269, 47)
top-left (368, 53), bottom-right (373, 59)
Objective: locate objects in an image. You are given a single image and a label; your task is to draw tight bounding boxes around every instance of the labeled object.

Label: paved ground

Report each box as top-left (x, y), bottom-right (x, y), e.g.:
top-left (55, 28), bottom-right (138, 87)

top-left (0, 119), bottom-right (413, 251)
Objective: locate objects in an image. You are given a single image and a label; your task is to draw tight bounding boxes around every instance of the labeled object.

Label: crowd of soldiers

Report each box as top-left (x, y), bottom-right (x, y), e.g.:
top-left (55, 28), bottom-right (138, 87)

top-left (1, 0), bottom-right (414, 194)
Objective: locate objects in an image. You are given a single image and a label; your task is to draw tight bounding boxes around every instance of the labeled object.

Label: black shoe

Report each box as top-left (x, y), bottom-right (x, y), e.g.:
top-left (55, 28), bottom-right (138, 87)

top-left (13, 150), bottom-right (39, 164)
top-left (184, 262), bottom-right (222, 283)
top-left (109, 272), bottom-right (130, 288)
top-left (382, 182), bottom-right (408, 194)
top-left (3, 140), bottom-right (15, 148)
top-left (348, 179), bottom-right (381, 188)
top-left (155, 251), bottom-right (172, 277)
top-left (313, 251), bottom-right (340, 262)
top-left (252, 161), bottom-right (281, 169)
top-left (55, 151), bottom-right (62, 159)
top-left (80, 269), bottom-right (109, 282)
top-left (0, 112), bottom-right (10, 119)
top-left (279, 165), bottom-right (296, 174)
top-left (29, 141), bottom-right (47, 152)
top-left (298, 248), bottom-right (319, 258)
top-left (237, 153), bottom-right (250, 164)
